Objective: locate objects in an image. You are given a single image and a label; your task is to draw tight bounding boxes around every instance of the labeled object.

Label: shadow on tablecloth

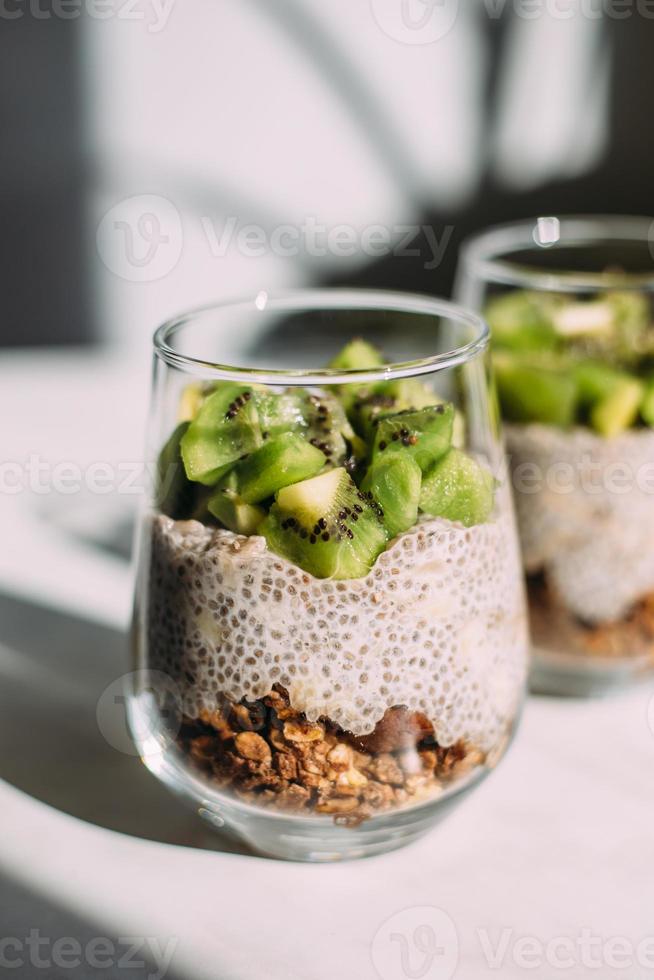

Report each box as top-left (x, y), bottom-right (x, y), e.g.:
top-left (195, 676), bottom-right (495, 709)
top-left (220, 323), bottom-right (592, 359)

top-left (0, 592), bottom-right (248, 856)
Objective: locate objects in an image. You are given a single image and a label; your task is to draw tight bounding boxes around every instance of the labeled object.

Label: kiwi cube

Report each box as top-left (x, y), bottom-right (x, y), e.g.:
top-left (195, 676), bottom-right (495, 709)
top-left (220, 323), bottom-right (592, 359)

top-left (255, 388), bottom-right (353, 465)
top-left (233, 432), bottom-right (326, 504)
top-left (485, 290), bottom-right (561, 351)
top-left (494, 354), bottom-right (578, 428)
top-left (156, 422), bottom-right (222, 520)
top-left (642, 382), bottom-right (654, 427)
top-left (329, 339), bottom-right (386, 413)
top-left (261, 467), bottom-right (387, 579)
top-left (254, 390), bottom-right (307, 439)
top-left (156, 422), bottom-right (193, 518)
top-left (361, 454), bottom-right (421, 539)
top-left (208, 475), bottom-right (265, 536)
top-left (329, 338), bottom-right (384, 371)
top-left (590, 377), bottom-right (644, 438)
top-left (181, 383), bottom-right (263, 485)
top-left (419, 449), bottom-right (495, 527)
top-left (372, 404), bottom-right (454, 472)
top-left (573, 361), bottom-right (627, 407)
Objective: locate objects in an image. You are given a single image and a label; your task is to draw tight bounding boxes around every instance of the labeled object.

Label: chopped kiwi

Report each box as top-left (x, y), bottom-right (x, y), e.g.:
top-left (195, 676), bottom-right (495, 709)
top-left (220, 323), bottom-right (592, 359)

top-left (485, 291), bottom-right (561, 351)
top-left (156, 422), bottom-right (194, 518)
top-left (349, 389), bottom-right (402, 440)
top-left (178, 382), bottom-right (209, 422)
top-left (493, 353), bottom-right (578, 428)
top-left (573, 361), bottom-right (627, 407)
top-left (254, 388), bottom-right (353, 465)
top-left (232, 432), bottom-right (326, 504)
top-left (329, 339), bottom-right (386, 412)
top-left (604, 291), bottom-right (652, 363)
top-left (348, 377), bottom-right (437, 440)
top-left (371, 404), bottom-right (454, 472)
top-left (260, 468), bottom-right (387, 579)
top-left (253, 390), bottom-right (308, 438)
top-left (573, 361), bottom-right (644, 436)
top-left (329, 338), bottom-right (384, 371)
top-left (419, 449), bottom-right (495, 527)
top-left (303, 391), bottom-right (354, 464)
top-left (208, 472), bottom-right (265, 535)
top-left (361, 455), bottom-right (421, 539)
top-left (181, 383), bottom-right (263, 485)
top-left (157, 340), bottom-right (497, 568)
top-left (156, 423), bottom-right (219, 521)
top-left (641, 382), bottom-right (654, 427)
top-left (590, 377), bottom-right (644, 438)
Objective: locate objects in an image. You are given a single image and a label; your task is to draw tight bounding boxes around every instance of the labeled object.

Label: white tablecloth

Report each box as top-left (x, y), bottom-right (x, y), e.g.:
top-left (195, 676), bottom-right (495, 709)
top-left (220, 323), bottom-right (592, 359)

top-left (1, 350), bottom-right (653, 980)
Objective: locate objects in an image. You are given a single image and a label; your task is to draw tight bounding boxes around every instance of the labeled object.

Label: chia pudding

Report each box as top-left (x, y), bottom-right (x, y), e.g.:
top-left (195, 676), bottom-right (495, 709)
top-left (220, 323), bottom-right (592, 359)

top-left (133, 339), bottom-right (528, 824)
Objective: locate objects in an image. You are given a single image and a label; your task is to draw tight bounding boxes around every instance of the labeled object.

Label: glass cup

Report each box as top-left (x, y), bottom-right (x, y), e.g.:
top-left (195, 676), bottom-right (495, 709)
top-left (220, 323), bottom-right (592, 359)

top-left (456, 216), bottom-right (654, 696)
top-left (130, 289), bottom-right (528, 861)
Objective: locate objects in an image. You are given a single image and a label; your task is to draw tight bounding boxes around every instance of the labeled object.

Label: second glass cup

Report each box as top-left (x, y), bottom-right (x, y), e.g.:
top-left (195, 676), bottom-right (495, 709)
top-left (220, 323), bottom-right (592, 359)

top-left (130, 290), bottom-right (528, 860)
top-left (456, 216), bottom-right (654, 696)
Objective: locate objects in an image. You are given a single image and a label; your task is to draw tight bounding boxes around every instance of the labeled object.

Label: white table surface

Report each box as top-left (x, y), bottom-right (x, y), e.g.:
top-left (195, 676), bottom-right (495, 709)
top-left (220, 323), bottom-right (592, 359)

top-left (1, 348), bottom-right (653, 980)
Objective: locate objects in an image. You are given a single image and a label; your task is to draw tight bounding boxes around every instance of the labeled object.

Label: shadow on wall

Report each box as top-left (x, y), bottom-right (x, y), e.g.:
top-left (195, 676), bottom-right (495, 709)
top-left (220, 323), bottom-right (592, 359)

top-left (0, 15), bottom-right (93, 346)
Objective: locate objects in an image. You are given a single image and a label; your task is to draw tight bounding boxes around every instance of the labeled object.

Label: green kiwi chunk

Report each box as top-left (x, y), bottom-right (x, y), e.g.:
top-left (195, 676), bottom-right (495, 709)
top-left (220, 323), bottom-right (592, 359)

top-left (260, 468), bottom-right (387, 579)
top-left (253, 390), bottom-right (308, 438)
top-left (178, 381), bottom-right (210, 422)
top-left (494, 354), bottom-right (578, 428)
top-left (208, 472), bottom-right (265, 535)
top-left (573, 361), bottom-right (644, 436)
top-left (419, 449), bottom-right (495, 527)
top-left (233, 432), bottom-right (326, 504)
top-left (485, 291), bottom-right (561, 351)
top-left (254, 389), bottom-right (353, 465)
top-left (590, 377), bottom-right (644, 438)
top-left (156, 422), bottom-right (220, 520)
top-left (181, 383), bottom-right (263, 485)
top-left (573, 361), bottom-right (627, 406)
top-left (641, 382), bottom-right (654, 427)
top-left (371, 404), bottom-right (454, 472)
top-left (156, 422), bottom-right (193, 518)
top-left (329, 338), bottom-right (384, 371)
top-left (361, 454), bottom-right (421, 539)
top-left (329, 339), bottom-right (386, 413)
top-left (348, 377), bottom-right (437, 440)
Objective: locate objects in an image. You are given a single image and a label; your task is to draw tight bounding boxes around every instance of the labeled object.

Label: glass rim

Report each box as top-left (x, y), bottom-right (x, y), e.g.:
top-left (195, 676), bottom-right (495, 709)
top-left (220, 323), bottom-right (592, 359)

top-left (459, 214), bottom-right (654, 293)
top-left (152, 288), bottom-right (490, 385)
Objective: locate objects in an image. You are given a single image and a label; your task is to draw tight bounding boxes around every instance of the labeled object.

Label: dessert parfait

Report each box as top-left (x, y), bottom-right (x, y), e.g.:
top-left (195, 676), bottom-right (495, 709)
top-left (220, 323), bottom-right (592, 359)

top-left (131, 294), bottom-right (528, 859)
top-left (458, 217), bottom-right (654, 693)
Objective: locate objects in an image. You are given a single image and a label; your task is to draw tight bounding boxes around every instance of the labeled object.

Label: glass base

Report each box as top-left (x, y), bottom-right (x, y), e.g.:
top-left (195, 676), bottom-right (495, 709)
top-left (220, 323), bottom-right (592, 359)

top-left (529, 646), bottom-right (653, 698)
top-left (128, 700), bottom-right (490, 862)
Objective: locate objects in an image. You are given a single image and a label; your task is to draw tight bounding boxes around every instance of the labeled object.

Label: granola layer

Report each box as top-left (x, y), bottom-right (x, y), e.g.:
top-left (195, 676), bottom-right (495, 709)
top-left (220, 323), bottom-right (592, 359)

top-left (179, 686), bottom-right (495, 825)
top-left (529, 575), bottom-right (654, 661)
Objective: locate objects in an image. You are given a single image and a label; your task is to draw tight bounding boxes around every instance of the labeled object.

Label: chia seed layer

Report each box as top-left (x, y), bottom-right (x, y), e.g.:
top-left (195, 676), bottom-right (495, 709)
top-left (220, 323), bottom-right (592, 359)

top-left (507, 424), bottom-right (654, 626)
